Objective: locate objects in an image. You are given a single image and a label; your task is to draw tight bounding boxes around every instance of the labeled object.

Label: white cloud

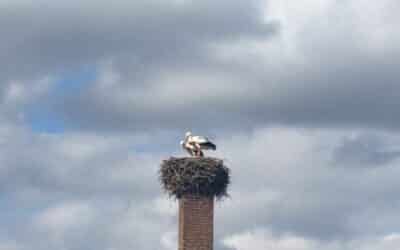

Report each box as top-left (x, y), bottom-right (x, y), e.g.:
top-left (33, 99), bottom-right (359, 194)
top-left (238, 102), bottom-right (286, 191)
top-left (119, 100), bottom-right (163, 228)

top-left (0, 76), bottom-right (54, 123)
top-left (151, 196), bottom-right (178, 217)
top-left (223, 229), bottom-right (400, 250)
top-left (34, 201), bottom-right (95, 232)
top-left (2, 125), bottom-right (400, 250)
top-left (1, 1), bottom-right (400, 249)
top-left (160, 231), bottom-right (178, 250)
top-left (2, 77), bottom-right (53, 104)
top-left (223, 228), bottom-right (316, 250)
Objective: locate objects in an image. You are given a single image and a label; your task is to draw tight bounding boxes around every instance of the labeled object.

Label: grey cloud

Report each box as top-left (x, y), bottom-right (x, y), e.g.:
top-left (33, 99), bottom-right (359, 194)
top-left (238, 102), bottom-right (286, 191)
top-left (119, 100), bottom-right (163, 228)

top-left (1, 0), bottom-right (277, 129)
top-left (333, 133), bottom-right (400, 166)
top-left (0, 125), bottom-right (178, 250)
top-left (0, 0), bottom-right (274, 83)
top-left (212, 128), bottom-right (400, 242)
top-left (0, 128), bottom-right (161, 199)
top-left (49, 2), bottom-right (400, 133)
top-left (2, 1), bottom-right (400, 250)
top-left (3, 124), bottom-right (400, 249)
top-left (1, 0), bottom-right (400, 133)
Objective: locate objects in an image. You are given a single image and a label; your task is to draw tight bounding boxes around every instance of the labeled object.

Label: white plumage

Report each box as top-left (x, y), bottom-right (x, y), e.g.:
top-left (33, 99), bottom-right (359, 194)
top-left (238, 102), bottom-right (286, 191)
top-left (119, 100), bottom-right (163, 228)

top-left (181, 131), bottom-right (216, 157)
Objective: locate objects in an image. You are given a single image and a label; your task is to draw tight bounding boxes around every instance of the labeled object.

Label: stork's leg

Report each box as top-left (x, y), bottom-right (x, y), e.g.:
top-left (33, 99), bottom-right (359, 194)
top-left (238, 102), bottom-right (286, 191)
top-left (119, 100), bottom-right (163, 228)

top-left (194, 143), bottom-right (202, 157)
top-left (196, 149), bottom-right (203, 157)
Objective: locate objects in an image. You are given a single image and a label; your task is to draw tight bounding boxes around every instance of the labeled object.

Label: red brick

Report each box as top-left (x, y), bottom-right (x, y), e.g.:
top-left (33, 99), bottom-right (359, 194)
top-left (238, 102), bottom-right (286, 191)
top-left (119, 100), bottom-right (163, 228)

top-left (179, 195), bottom-right (213, 250)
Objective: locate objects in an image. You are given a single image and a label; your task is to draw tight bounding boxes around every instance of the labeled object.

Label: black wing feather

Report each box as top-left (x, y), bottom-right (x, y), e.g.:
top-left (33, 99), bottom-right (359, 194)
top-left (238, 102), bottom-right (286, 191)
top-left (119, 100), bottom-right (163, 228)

top-left (199, 142), bottom-right (216, 150)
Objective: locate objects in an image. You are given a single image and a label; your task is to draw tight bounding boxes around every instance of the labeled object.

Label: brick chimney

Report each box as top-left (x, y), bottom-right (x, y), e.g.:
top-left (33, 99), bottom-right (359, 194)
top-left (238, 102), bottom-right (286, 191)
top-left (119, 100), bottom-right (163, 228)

top-left (179, 195), bottom-right (214, 250)
top-left (159, 157), bottom-right (230, 250)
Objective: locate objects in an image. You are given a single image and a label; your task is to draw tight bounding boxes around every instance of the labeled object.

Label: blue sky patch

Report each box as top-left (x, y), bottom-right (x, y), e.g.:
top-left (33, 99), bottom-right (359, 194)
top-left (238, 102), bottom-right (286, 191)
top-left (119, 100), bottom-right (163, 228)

top-left (26, 66), bottom-right (98, 134)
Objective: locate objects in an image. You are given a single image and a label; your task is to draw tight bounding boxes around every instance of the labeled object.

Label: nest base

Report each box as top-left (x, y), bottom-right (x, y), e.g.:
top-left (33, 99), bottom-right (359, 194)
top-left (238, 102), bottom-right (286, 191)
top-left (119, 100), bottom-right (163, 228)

top-left (159, 157), bottom-right (230, 199)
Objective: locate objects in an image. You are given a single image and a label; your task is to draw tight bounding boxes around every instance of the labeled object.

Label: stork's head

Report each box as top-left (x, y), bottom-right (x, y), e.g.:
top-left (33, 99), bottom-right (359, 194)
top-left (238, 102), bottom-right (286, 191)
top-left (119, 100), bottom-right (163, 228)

top-left (185, 131), bottom-right (192, 138)
top-left (180, 140), bottom-right (185, 146)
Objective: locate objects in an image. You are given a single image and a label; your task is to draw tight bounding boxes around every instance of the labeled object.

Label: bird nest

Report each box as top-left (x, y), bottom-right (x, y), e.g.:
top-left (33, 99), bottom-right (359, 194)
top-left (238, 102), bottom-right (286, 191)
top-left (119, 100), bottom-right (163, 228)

top-left (159, 157), bottom-right (230, 199)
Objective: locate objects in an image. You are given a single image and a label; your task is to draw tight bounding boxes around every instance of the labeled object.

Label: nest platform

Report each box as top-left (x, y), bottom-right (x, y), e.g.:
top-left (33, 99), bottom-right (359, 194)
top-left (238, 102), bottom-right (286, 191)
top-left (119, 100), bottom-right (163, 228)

top-left (159, 157), bottom-right (230, 199)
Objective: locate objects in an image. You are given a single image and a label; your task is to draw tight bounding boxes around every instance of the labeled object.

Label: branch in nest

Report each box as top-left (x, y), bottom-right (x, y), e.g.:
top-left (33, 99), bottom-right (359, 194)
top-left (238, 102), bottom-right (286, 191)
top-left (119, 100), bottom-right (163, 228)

top-left (159, 157), bottom-right (230, 199)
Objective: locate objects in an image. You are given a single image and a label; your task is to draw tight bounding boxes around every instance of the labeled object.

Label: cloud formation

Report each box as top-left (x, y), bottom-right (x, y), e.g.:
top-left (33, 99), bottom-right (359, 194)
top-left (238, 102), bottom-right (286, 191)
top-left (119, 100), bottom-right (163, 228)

top-left (48, 0), bottom-right (400, 132)
top-left (3, 126), bottom-right (400, 250)
top-left (1, 0), bottom-right (400, 250)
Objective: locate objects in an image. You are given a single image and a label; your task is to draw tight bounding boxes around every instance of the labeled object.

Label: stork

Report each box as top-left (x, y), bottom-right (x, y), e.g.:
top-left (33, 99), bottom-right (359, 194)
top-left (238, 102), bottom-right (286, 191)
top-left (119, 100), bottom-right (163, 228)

top-left (181, 131), bottom-right (216, 157)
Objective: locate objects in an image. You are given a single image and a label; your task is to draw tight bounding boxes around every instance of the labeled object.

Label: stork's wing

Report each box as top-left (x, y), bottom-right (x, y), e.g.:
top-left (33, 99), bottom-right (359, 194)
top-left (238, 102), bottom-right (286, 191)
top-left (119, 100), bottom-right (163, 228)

top-left (199, 141), bottom-right (216, 150)
top-left (190, 135), bottom-right (209, 143)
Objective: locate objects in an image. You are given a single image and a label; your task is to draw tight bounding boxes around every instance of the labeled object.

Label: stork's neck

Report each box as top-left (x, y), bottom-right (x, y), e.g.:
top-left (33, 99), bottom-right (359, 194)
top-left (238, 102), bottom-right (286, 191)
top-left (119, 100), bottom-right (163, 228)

top-left (184, 134), bottom-right (192, 141)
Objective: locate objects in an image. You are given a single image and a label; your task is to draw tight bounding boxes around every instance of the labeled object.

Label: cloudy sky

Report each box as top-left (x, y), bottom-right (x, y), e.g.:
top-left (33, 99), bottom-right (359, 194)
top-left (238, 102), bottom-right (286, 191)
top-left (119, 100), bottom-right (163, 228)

top-left (1, 0), bottom-right (400, 249)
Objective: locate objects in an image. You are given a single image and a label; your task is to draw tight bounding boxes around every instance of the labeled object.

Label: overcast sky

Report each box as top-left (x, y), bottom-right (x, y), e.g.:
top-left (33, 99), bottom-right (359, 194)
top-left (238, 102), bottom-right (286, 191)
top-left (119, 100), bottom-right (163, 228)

top-left (1, 0), bottom-right (400, 249)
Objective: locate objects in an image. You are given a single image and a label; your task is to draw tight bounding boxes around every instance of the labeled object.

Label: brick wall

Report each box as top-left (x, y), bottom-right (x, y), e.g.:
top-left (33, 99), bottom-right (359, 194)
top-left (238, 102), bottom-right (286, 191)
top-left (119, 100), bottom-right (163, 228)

top-left (179, 195), bottom-right (214, 250)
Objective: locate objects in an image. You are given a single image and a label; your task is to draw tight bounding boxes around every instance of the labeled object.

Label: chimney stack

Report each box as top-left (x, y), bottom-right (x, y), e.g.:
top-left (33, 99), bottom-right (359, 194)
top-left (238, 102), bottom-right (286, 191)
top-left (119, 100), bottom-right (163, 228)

top-left (160, 157), bottom-right (230, 250)
top-left (179, 195), bottom-right (214, 250)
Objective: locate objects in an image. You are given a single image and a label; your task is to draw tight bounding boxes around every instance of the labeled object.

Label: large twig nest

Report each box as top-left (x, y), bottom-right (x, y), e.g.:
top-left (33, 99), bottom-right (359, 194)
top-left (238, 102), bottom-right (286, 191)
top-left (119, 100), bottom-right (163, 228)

top-left (159, 157), bottom-right (230, 199)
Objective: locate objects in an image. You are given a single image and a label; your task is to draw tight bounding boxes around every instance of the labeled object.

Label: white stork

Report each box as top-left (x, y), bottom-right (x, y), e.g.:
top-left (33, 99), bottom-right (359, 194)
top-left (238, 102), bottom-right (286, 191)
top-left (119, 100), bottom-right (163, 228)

top-left (181, 131), bottom-right (216, 157)
top-left (180, 139), bottom-right (198, 156)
